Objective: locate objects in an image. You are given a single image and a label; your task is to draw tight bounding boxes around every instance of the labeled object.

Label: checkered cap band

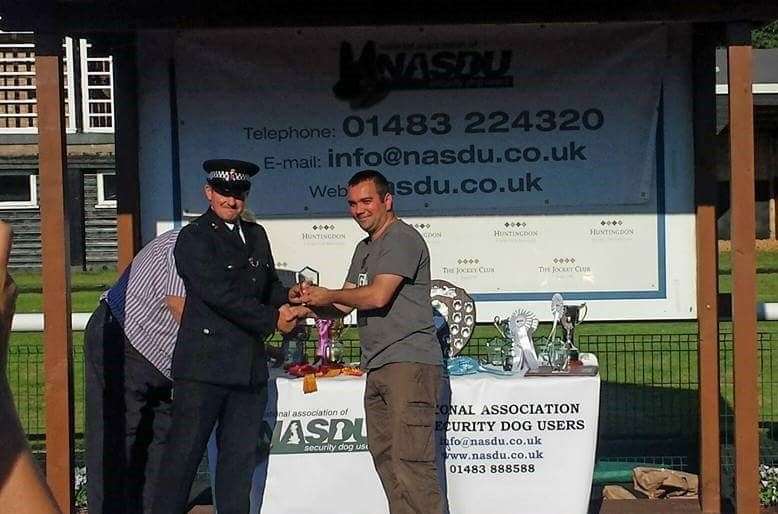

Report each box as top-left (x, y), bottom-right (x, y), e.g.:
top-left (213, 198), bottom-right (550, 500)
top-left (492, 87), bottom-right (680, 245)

top-left (207, 169), bottom-right (251, 182)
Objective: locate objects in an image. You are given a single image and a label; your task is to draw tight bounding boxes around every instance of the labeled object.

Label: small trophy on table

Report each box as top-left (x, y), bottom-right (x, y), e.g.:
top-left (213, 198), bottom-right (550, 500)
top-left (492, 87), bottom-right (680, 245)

top-left (538, 294), bottom-right (588, 371)
top-left (274, 266), bottom-right (321, 368)
top-left (314, 318), bottom-right (346, 365)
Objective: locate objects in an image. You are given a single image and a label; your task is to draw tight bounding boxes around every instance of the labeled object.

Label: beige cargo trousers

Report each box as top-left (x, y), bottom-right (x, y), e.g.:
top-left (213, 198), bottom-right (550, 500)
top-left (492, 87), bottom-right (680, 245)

top-left (364, 362), bottom-right (445, 514)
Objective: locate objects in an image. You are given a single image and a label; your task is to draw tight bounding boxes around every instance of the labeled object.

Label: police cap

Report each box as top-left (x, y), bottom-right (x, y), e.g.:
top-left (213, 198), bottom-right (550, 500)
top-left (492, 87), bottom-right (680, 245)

top-left (203, 159), bottom-right (260, 196)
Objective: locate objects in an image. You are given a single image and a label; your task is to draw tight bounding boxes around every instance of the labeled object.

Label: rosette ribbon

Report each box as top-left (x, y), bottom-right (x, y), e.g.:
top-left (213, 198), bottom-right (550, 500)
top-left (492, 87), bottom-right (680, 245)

top-left (315, 318), bottom-right (334, 360)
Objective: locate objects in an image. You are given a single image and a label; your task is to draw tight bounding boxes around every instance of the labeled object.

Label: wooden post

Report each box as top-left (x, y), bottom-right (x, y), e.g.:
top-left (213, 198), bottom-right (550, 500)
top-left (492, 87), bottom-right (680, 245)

top-left (727, 21), bottom-right (759, 514)
top-left (111, 34), bottom-right (142, 270)
top-left (767, 138), bottom-right (778, 239)
top-left (693, 24), bottom-right (721, 514)
top-left (770, 174), bottom-right (776, 240)
top-left (35, 24), bottom-right (75, 514)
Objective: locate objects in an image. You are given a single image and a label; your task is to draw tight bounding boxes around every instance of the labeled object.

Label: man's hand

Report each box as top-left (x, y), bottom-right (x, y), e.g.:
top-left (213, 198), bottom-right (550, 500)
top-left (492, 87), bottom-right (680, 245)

top-left (300, 285), bottom-right (335, 307)
top-left (277, 304), bottom-right (298, 334)
top-left (288, 280), bottom-right (312, 304)
top-left (164, 295), bottom-right (185, 324)
top-left (277, 304), bottom-right (313, 333)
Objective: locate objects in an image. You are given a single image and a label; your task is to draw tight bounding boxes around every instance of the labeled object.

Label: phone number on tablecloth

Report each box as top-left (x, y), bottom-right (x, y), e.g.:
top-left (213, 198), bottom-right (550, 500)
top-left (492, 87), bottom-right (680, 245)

top-left (449, 464), bottom-right (536, 475)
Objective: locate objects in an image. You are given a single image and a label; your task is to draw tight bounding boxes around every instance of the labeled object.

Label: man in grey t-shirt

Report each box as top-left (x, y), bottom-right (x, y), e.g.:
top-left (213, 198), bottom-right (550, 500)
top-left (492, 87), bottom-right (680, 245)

top-left (300, 170), bottom-right (444, 514)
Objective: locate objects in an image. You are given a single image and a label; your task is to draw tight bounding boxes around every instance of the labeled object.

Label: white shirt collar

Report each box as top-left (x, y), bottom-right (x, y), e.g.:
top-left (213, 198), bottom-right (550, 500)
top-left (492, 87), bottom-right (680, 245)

top-left (224, 220), bottom-right (245, 243)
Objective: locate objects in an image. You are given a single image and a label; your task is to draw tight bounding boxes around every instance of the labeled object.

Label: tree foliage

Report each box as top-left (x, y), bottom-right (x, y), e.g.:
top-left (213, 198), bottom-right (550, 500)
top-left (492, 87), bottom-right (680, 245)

top-left (753, 20), bottom-right (778, 49)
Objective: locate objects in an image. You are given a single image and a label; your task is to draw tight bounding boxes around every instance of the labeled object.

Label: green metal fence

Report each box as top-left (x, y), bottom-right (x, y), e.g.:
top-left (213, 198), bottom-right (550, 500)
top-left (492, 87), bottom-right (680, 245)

top-left (719, 331), bottom-right (778, 495)
top-left (6, 330), bottom-right (778, 475)
top-left (6, 342), bottom-right (86, 440)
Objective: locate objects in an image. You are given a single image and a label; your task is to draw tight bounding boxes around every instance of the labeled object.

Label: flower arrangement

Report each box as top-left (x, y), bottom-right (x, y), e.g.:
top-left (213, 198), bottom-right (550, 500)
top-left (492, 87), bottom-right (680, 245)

top-left (762, 465), bottom-right (778, 507)
top-left (75, 465), bottom-right (88, 510)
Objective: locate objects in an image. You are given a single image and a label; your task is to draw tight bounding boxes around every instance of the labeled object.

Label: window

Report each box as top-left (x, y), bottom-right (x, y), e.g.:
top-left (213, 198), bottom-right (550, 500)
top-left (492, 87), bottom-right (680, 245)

top-left (79, 39), bottom-right (114, 132)
top-left (96, 173), bottom-right (116, 207)
top-left (0, 173), bottom-right (37, 208)
top-left (0, 32), bottom-right (77, 133)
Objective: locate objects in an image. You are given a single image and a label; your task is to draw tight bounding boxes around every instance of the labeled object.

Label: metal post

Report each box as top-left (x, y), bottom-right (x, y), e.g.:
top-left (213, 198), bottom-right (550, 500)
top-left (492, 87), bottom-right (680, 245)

top-left (727, 21), bottom-right (760, 514)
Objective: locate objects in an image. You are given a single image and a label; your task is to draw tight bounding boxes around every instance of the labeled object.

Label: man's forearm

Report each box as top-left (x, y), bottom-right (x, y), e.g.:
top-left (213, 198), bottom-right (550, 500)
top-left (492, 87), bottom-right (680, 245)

top-left (329, 285), bottom-right (385, 311)
top-left (302, 276), bottom-right (401, 312)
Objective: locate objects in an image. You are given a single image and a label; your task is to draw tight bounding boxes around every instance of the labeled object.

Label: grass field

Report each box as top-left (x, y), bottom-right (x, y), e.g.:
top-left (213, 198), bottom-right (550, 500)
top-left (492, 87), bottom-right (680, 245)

top-left (5, 252), bottom-right (778, 460)
top-left (11, 269), bottom-right (115, 313)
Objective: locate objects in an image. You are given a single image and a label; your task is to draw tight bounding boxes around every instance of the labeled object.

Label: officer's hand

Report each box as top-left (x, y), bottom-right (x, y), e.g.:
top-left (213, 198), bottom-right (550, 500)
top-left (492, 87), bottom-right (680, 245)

top-left (288, 304), bottom-right (314, 320)
top-left (277, 304), bottom-right (308, 334)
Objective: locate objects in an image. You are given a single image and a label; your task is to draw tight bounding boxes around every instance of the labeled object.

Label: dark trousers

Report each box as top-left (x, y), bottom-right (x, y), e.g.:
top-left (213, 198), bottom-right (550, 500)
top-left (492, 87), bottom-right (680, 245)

top-left (365, 362), bottom-right (444, 514)
top-left (151, 379), bottom-right (268, 514)
top-left (84, 302), bottom-right (173, 514)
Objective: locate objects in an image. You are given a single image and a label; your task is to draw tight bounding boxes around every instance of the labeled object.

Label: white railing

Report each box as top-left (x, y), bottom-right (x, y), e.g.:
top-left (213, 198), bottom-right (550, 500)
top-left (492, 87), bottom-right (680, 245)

top-left (11, 303), bottom-right (778, 332)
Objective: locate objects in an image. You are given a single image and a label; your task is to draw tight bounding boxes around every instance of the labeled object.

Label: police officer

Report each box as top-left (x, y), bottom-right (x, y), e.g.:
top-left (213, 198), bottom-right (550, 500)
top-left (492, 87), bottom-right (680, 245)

top-left (152, 159), bottom-right (306, 514)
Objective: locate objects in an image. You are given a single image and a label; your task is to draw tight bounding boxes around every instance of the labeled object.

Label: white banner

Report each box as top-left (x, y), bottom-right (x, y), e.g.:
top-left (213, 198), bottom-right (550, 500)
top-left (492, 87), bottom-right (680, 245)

top-left (208, 371), bottom-right (601, 514)
top-left (176, 25), bottom-right (665, 216)
top-left (138, 24), bottom-right (697, 320)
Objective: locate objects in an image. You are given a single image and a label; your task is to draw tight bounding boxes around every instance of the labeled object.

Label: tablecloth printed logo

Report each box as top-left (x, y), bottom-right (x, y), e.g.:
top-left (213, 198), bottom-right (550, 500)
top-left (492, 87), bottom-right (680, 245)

top-left (270, 417), bottom-right (369, 454)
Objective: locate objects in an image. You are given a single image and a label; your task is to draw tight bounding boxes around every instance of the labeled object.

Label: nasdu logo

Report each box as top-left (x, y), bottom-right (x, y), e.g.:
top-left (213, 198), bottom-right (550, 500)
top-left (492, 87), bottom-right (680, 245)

top-left (333, 40), bottom-right (514, 107)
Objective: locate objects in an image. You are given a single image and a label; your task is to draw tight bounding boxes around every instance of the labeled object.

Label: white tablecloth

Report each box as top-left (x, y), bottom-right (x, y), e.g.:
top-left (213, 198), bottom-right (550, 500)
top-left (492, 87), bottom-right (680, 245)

top-left (209, 364), bottom-right (600, 514)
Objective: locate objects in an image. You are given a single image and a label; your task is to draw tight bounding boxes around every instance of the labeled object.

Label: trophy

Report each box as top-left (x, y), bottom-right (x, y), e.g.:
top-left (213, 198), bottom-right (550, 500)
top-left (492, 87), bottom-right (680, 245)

top-left (315, 318), bottom-right (346, 364)
top-left (430, 280), bottom-right (476, 357)
top-left (277, 322), bottom-right (309, 366)
top-left (560, 301), bottom-right (587, 367)
top-left (539, 294), bottom-right (587, 370)
top-left (296, 266), bottom-right (320, 287)
top-left (276, 266), bottom-right (321, 366)
top-left (539, 293), bottom-right (566, 369)
top-left (484, 317), bottom-right (512, 370)
top-left (481, 309), bottom-right (539, 373)
top-left (508, 308), bottom-right (539, 371)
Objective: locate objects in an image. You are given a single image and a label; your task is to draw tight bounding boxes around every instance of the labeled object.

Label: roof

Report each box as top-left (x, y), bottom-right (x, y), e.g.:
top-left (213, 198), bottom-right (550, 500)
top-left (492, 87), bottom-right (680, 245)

top-left (3, 0), bottom-right (778, 32)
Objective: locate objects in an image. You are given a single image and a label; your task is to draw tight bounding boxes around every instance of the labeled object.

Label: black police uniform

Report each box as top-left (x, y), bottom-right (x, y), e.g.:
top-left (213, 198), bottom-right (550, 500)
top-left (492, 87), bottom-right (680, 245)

top-left (151, 206), bottom-right (288, 514)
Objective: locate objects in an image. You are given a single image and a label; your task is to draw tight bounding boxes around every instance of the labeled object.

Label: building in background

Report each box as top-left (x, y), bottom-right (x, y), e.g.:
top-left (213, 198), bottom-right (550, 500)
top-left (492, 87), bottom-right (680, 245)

top-left (0, 31), bottom-right (115, 269)
top-left (715, 48), bottom-right (778, 240)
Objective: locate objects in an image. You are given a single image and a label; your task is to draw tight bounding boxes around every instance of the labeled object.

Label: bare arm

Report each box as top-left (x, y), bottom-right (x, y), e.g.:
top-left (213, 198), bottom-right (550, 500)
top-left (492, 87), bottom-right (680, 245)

top-left (0, 221), bottom-right (62, 513)
top-left (303, 275), bottom-right (404, 311)
top-left (293, 282), bottom-right (353, 319)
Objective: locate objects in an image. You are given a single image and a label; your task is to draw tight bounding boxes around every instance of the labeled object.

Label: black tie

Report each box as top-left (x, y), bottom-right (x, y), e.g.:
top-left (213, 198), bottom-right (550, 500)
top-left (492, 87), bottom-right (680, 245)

top-left (231, 223), bottom-right (244, 244)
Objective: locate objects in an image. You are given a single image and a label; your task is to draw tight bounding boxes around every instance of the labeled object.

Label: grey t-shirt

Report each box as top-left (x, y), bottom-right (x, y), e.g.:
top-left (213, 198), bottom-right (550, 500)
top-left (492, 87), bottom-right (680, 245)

top-left (346, 219), bottom-right (443, 370)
